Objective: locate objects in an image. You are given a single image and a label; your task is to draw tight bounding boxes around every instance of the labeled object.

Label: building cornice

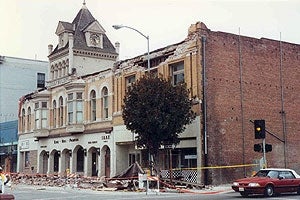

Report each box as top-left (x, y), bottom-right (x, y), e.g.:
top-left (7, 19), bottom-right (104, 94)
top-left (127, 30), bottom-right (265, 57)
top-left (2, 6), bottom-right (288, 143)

top-left (73, 49), bottom-right (117, 60)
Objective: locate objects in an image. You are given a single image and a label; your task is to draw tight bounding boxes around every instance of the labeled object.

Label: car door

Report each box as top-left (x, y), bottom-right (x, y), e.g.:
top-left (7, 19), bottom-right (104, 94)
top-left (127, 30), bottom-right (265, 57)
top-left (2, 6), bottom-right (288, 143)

top-left (278, 171), bottom-right (298, 193)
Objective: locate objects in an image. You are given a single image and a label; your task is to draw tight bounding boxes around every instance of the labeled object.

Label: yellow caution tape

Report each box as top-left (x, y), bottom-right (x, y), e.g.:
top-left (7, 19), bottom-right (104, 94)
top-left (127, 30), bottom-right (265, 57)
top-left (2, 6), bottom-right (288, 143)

top-left (172, 163), bottom-right (259, 171)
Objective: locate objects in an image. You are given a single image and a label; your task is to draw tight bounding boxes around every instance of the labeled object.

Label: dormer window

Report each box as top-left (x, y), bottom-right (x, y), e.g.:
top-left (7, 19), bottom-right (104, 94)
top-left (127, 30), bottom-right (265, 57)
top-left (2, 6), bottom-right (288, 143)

top-left (59, 34), bottom-right (64, 47)
top-left (83, 20), bottom-right (105, 48)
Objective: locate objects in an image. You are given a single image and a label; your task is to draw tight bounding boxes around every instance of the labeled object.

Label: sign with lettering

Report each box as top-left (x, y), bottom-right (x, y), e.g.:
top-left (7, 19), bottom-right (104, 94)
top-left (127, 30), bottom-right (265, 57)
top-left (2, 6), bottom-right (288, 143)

top-left (102, 135), bottom-right (110, 140)
top-left (53, 138), bottom-right (79, 144)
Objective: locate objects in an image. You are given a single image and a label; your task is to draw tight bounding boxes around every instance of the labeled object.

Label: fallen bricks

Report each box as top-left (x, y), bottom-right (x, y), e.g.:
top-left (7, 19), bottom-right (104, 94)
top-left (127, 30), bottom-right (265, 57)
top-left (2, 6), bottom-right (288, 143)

top-left (7, 173), bottom-right (204, 193)
top-left (8, 173), bottom-right (142, 191)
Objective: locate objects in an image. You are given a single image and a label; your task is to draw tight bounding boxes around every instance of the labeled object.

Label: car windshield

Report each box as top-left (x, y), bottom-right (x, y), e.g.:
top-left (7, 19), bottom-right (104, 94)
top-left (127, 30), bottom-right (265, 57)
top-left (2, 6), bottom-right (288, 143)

top-left (255, 170), bottom-right (279, 178)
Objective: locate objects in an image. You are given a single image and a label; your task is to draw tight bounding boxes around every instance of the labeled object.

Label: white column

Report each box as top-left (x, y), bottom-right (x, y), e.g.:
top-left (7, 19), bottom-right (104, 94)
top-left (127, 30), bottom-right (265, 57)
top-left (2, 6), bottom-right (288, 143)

top-left (47, 154), bottom-right (52, 175)
top-left (68, 33), bottom-right (74, 74)
top-left (58, 153), bottom-right (63, 176)
top-left (84, 152), bottom-right (88, 177)
top-left (69, 154), bottom-right (74, 174)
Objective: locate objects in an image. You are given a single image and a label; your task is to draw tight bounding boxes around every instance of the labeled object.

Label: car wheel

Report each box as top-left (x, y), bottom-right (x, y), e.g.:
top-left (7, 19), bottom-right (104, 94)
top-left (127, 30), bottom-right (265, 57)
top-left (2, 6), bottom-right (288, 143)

top-left (264, 185), bottom-right (274, 197)
top-left (297, 186), bottom-right (300, 195)
top-left (240, 192), bottom-right (248, 197)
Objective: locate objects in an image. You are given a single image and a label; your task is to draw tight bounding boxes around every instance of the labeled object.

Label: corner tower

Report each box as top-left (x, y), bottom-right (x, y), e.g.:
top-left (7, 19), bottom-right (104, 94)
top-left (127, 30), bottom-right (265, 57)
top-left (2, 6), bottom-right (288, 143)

top-left (47, 2), bottom-right (118, 88)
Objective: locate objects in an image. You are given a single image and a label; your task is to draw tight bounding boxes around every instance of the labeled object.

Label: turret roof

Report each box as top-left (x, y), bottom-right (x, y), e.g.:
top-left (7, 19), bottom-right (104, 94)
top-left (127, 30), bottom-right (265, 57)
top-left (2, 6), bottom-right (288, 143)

top-left (50, 4), bottom-right (116, 56)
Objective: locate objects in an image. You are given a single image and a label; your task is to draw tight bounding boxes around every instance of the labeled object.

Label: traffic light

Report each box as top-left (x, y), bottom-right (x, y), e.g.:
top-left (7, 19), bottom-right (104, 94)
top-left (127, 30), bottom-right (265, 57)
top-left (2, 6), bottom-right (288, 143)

top-left (265, 144), bottom-right (272, 152)
top-left (254, 143), bottom-right (262, 152)
top-left (254, 120), bottom-right (265, 139)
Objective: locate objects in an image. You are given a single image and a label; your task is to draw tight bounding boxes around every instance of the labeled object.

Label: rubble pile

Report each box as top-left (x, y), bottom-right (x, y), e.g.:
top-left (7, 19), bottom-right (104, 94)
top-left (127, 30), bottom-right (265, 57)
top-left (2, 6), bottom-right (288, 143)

top-left (9, 173), bottom-right (141, 191)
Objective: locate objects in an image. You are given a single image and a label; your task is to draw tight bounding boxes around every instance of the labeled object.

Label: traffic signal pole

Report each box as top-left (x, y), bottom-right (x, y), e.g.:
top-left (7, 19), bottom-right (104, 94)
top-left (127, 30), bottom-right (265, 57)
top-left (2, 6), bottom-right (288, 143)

top-left (262, 138), bottom-right (267, 168)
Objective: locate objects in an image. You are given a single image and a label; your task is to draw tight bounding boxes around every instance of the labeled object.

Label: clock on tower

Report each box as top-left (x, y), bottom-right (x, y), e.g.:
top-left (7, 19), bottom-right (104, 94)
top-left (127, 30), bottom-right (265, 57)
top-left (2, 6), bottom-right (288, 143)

top-left (90, 33), bottom-right (100, 46)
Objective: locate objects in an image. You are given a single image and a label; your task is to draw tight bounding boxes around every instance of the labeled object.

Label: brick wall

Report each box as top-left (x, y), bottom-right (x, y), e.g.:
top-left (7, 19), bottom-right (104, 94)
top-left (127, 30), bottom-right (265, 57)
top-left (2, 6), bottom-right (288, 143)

top-left (201, 29), bottom-right (300, 184)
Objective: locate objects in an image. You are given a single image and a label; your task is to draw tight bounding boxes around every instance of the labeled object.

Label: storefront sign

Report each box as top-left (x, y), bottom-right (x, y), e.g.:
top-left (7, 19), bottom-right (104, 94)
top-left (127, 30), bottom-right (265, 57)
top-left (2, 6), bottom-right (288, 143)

top-left (102, 135), bottom-right (110, 140)
top-left (54, 138), bottom-right (79, 144)
top-left (88, 141), bottom-right (97, 144)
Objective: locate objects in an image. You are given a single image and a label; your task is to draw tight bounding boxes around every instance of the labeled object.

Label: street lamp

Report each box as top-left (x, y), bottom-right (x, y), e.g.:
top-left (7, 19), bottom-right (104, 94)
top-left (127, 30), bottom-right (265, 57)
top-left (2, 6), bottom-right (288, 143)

top-left (112, 25), bottom-right (150, 71)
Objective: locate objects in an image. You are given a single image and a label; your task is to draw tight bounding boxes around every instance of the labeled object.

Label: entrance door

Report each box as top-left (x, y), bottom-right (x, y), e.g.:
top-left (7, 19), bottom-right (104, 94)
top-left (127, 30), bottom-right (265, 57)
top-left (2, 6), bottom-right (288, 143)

top-left (91, 152), bottom-right (97, 176)
top-left (53, 151), bottom-right (59, 172)
top-left (105, 148), bottom-right (110, 177)
top-left (42, 154), bottom-right (48, 174)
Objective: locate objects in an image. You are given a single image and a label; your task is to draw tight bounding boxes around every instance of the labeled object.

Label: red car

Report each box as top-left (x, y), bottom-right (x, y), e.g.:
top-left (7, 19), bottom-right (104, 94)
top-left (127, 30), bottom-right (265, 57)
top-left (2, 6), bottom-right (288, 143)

top-left (232, 168), bottom-right (300, 197)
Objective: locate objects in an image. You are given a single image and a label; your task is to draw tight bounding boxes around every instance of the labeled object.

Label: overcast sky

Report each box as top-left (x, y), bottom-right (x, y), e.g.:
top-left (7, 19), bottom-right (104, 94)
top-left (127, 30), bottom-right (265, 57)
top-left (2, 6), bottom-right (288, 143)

top-left (0, 0), bottom-right (299, 61)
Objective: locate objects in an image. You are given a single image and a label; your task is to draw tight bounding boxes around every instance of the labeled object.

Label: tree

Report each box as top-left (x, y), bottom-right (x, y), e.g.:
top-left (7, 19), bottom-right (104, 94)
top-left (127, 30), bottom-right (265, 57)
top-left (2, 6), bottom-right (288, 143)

top-left (122, 74), bottom-right (196, 159)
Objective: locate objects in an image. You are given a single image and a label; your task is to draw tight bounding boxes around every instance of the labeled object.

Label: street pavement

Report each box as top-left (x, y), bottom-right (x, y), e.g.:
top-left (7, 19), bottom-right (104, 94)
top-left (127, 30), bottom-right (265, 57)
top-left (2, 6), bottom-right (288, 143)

top-left (3, 184), bottom-right (300, 200)
top-left (3, 183), bottom-right (233, 200)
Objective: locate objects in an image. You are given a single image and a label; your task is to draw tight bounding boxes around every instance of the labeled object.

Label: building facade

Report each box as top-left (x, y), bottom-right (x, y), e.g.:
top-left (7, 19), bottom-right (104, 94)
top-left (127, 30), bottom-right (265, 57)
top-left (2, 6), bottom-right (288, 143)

top-left (0, 55), bottom-right (48, 172)
top-left (18, 3), bottom-right (300, 185)
top-left (17, 3), bottom-right (201, 181)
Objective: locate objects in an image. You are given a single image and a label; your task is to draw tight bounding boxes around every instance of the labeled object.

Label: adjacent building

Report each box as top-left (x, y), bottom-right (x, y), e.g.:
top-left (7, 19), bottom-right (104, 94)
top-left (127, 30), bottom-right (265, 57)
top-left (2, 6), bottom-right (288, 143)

top-left (18, 3), bottom-right (300, 185)
top-left (0, 55), bottom-right (48, 172)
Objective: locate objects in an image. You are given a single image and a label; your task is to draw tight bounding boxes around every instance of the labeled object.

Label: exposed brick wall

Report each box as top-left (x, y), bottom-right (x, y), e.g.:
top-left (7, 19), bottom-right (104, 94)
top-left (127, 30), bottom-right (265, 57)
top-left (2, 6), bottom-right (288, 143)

top-left (201, 29), bottom-right (300, 184)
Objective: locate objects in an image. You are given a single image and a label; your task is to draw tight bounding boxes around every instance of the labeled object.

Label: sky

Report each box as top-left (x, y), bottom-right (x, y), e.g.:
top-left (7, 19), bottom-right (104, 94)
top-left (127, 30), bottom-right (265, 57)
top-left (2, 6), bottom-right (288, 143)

top-left (0, 0), bottom-right (300, 61)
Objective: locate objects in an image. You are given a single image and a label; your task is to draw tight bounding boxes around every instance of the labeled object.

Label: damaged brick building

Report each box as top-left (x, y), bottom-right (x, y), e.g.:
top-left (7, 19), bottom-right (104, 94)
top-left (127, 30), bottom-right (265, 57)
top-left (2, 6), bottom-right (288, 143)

top-left (193, 21), bottom-right (300, 184)
top-left (18, 3), bottom-right (300, 185)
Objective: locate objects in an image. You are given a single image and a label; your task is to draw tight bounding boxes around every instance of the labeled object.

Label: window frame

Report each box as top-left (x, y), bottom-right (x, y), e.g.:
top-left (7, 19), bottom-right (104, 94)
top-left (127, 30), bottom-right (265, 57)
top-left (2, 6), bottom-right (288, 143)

top-left (90, 90), bottom-right (97, 121)
top-left (67, 93), bottom-right (74, 124)
top-left (102, 87), bottom-right (109, 119)
top-left (53, 100), bottom-right (57, 128)
top-left (27, 107), bottom-right (31, 131)
top-left (76, 92), bottom-right (83, 123)
top-left (34, 102), bottom-right (48, 130)
top-left (59, 97), bottom-right (64, 127)
top-left (37, 73), bottom-right (46, 88)
top-left (170, 61), bottom-right (184, 86)
top-left (125, 75), bottom-right (136, 91)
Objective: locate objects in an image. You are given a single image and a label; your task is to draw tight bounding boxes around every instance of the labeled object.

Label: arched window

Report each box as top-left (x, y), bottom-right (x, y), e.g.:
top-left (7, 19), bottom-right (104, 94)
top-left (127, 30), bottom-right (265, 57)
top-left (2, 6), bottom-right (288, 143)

top-left (27, 107), bottom-right (31, 131)
top-left (101, 87), bottom-right (108, 119)
top-left (22, 109), bottom-right (25, 132)
top-left (53, 100), bottom-right (57, 128)
top-left (59, 97), bottom-right (64, 127)
top-left (90, 90), bottom-right (96, 121)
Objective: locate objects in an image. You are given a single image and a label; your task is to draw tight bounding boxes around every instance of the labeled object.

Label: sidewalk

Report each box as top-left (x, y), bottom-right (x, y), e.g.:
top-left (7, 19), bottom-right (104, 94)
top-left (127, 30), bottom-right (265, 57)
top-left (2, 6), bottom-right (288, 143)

top-left (177, 184), bottom-right (233, 194)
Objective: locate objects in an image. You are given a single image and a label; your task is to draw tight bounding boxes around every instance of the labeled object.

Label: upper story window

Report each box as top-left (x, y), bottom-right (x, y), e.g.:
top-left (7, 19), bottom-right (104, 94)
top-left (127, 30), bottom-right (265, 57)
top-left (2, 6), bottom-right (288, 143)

top-left (41, 102), bottom-right (48, 128)
top-left (53, 100), bottom-right (57, 128)
top-left (59, 34), bottom-right (64, 47)
top-left (102, 87), bottom-right (108, 119)
top-left (90, 90), bottom-right (96, 122)
top-left (27, 107), bottom-right (31, 132)
top-left (34, 101), bottom-right (48, 129)
top-left (170, 61), bottom-right (184, 85)
top-left (37, 73), bottom-right (46, 88)
top-left (21, 109), bottom-right (25, 132)
top-left (67, 92), bottom-right (83, 124)
top-left (125, 75), bottom-right (136, 91)
top-left (76, 93), bottom-right (83, 123)
top-left (59, 97), bottom-right (64, 127)
top-left (34, 103), bottom-right (39, 129)
top-left (67, 93), bottom-right (74, 124)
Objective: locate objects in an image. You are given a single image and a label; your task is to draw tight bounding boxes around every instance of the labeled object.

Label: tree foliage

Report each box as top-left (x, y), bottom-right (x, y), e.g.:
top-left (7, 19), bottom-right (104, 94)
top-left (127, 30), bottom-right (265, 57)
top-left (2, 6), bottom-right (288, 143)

top-left (122, 75), bottom-right (196, 155)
